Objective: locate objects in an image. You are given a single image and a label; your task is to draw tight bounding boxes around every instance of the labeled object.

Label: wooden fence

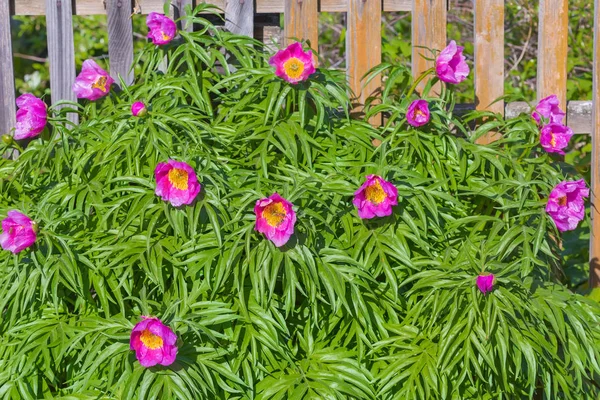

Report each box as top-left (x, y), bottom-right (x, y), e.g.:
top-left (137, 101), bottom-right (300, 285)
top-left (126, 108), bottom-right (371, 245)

top-left (1, 0), bottom-right (600, 286)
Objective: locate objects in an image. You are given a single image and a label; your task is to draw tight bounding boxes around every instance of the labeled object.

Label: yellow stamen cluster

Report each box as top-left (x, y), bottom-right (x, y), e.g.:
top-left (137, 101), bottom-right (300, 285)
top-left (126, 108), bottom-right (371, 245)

top-left (91, 76), bottom-right (108, 92)
top-left (365, 181), bottom-right (387, 205)
top-left (140, 329), bottom-right (164, 350)
top-left (283, 58), bottom-right (305, 80)
top-left (557, 196), bottom-right (568, 206)
top-left (263, 202), bottom-right (287, 227)
top-left (168, 168), bottom-right (189, 190)
top-left (161, 32), bottom-right (172, 41)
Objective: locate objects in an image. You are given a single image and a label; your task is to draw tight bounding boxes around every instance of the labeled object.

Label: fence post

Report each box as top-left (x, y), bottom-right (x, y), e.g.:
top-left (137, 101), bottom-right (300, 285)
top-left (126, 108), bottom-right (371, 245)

top-left (225, 0), bottom-right (254, 37)
top-left (473, 0), bottom-right (504, 144)
top-left (537, 0), bottom-right (568, 107)
top-left (46, 0), bottom-right (78, 124)
top-left (590, 0), bottom-right (600, 289)
top-left (0, 0), bottom-right (16, 138)
top-left (284, 0), bottom-right (318, 51)
top-left (106, 0), bottom-right (134, 86)
top-left (412, 0), bottom-right (446, 94)
top-left (347, 0), bottom-right (382, 125)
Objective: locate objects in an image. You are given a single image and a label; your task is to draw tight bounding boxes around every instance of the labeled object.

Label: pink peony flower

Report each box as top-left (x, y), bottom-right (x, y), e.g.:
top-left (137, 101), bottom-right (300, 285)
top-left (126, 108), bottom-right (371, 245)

top-left (131, 101), bottom-right (147, 117)
top-left (14, 94), bottom-right (47, 140)
top-left (0, 211), bottom-right (37, 254)
top-left (147, 13), bottom-right (177, 45)
top-left (72, 59), bottom-right (114, 101)
top-left (130, 317), bottom-right (178, 368)
top-left (435, 40), bottom-right (470, 84)
top-left (154, 160), bottom-right (201, 207)
top-left (353, 175), bottom-right (398, 219)
top-left (539, 123), bottom-right (573, 155)
top-left (476, 274), bottom-right (495, 294)
top-left (546, 179), bottom-right (589, 232)
top-left (406, 99), bottom-right (430, 127)
top-left (532, 95), bottom-right (565, 125)
top-left (269, 42), bottom-right (316, 84)
top-left (254, 193), bottom-right (296, 247)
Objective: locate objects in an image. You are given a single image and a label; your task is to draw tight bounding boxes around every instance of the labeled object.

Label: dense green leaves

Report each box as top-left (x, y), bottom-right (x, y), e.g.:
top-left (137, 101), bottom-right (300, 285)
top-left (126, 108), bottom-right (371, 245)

top-left (0, 8), bottom-right (599, 399)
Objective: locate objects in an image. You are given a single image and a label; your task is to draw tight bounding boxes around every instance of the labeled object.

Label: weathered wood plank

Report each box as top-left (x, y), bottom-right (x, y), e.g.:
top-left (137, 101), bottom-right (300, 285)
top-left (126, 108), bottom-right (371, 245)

top-left (12, 0), bottom-right (412, 15)
top-left (590, 0), bottom-right (600, 288)
top-left (225, 0), bottom-right (254, 37)
top-left (474, 0), bottom-right (504, 144)
top-left (284, 0), bottom-right (318, 50)
top-left (46, 0), bottom-right (78, 123)
top-left (412, 0), bottom-right (446, 93)
top-left (106, 0), bottom-right (134, 86)
top-left (537, 0), bottom-right (568, 106)
top-left (0, 0), bottom-right (16, 136)
top-left (347, 0), bottom-right (381, 125)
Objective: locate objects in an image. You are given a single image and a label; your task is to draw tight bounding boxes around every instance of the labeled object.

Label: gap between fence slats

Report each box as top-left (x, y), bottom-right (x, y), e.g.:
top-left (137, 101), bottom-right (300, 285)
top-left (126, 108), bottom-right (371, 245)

top-left (537, 0), bottom-right (568, 106)
top-left (347, 0), bottom-right (381, 126)
top-left (590, 0), bottom-right (600, 288)
top-left (0, 0), bottom-right (16, 137)
top-left (474, 0), bottom-right (504, 144)
top-left (225, 0), bottom-right (254, 37)
top-left (46, 0), bottom-right (78, 124)
top-left (106, 0), bottom-right (134, 86)
top-left (412, 0), bottom-right (446, 94)
top-left (284, 0), bottom-right (318, 50)
top-left (12, 0), bottom-right (412, 15)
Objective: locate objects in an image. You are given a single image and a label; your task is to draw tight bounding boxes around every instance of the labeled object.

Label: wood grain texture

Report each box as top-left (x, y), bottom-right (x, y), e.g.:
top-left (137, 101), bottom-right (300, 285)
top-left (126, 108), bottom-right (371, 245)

top-left (0, 0), bottom-right (16, 136)
top-left (225, 0), bottom-right (254, 37)
top-left (474, 0), bottom-right (504, 144)
top-left (347, 0), bottom-right (381, 125)
top-left (284, 0), bottom-right (318, 49)
top-left (13, 0), bottom-right (411, 15)
top-left (107, 0), bottom-right (134, 86)
top-left (412, 0), bottom-right (446, 93)
top-left (537, 0), bottom-right (568, 106)
top-left (590, 0), bottom-right (600, 288)
top-left (46, 0), bottom-right (78, 124)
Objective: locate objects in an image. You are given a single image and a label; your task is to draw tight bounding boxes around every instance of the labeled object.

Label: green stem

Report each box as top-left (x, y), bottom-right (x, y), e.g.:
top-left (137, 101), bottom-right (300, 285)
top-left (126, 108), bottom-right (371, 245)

top-left (405, 68), bottom-right (434, 99)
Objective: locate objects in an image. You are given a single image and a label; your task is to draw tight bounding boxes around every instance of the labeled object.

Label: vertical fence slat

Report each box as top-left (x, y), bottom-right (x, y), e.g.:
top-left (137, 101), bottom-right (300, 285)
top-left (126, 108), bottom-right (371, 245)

top-left (537, 0), bottom-right (568, 106)
top-left (225, 0), bottom-right (254, 37)
top-left (0, 0), bottom-right (16, 136)
top-left (474, 0), bottom-right (504, 144)
top-left (174, 0), bottom-right (193, 32)
top-left (284, 0), bottom-right (318, 50)
top-left (347, 0), bottom-right (381, 125)
top-left (46, 0), bottom-right (78, 124)
top-left (412, 0), bottom-right (446, 93)
top-left (590, 0), bottom-right (600, 288)
top-left (107, 0), bottom-right (134, 86)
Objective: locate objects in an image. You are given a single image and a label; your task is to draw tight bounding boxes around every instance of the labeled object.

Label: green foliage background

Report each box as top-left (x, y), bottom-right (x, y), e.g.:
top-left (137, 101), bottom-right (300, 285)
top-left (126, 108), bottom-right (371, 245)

top-left (2, 3), bottom-right (599, 399)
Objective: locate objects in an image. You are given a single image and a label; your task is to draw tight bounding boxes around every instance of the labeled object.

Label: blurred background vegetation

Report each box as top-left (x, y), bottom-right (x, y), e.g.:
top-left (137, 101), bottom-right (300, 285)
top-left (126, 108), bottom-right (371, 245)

top-left (9, 0), bottom-right (594, 291)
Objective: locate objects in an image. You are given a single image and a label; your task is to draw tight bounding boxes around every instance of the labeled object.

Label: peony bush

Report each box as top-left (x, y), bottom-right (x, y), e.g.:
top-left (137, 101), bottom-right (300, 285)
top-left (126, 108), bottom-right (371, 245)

top-left (0, 5), bottom-right (599, 399)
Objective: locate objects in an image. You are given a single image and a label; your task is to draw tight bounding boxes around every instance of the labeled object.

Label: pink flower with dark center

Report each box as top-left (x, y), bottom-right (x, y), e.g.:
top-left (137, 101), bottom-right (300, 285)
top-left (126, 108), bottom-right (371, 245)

top-left (72, 59), bottom-right (114, 101)
top-left (269, 42), bottom-right (316, 84)
top-left (353, 175), bottom-right (398, 219)
top-left (406, 99), bottom-right (430, 127)
top-left (532, 95), bottom-right (565, 125)
top-left (435, 40), bottom-right (470, 84)
top-left (546, 179), bottom-right (589, 232)
top-left (539, 123), bottom-right (573, 155)
top-left (130, 317), bottom-right (178, 368)
top-left (147, 13), bottom-right (177, 45)
top-left (14, 94), bottom-right (47, 140)
top-left (131, 101), bottom-right (147, 117)
top-left (0, 211), bottom-right (37, 254)
top-left (476, 274), bottom-right (495, 294)
top-left (254, 193), bottom-right (296, 247)
top-left (154, 160), bottom-right (201, 207)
